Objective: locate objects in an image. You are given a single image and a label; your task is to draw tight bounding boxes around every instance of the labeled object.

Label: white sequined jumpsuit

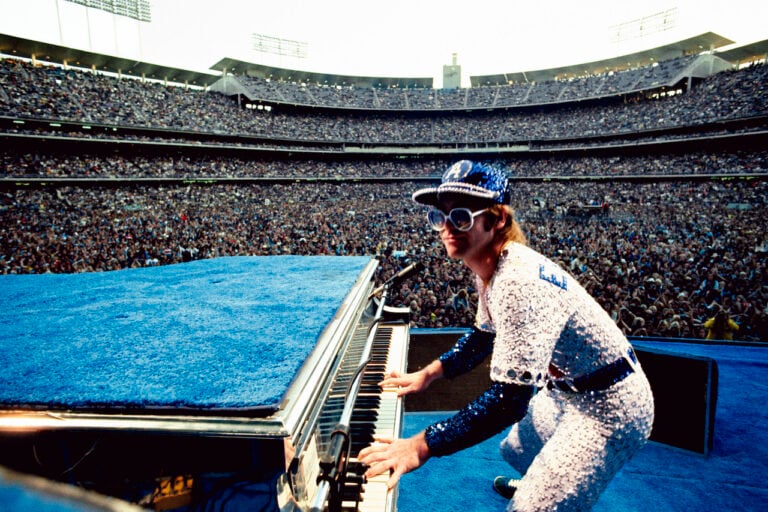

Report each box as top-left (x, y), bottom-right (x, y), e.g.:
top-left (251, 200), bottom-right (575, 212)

top-left (476, 242), bottom-right (655, 511)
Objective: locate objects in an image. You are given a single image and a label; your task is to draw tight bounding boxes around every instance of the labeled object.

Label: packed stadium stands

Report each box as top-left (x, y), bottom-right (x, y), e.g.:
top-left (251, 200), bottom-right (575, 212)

top-left (1, 47), bottom-right (766, 342)
top-left (2, 55), bottom-right (767, 143)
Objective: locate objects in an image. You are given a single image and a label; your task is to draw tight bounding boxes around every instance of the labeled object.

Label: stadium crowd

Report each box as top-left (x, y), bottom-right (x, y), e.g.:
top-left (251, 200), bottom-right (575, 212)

top-left (234, 55), bottom-right (698, 109)
top-left (2, 176), bottom-right (766, 342)
top-left (1, 58), bottom-right (767, 144)
top-left (0, 149), bottom-right (768, 179)
top-left (2, 150), bottom-right (767, 179)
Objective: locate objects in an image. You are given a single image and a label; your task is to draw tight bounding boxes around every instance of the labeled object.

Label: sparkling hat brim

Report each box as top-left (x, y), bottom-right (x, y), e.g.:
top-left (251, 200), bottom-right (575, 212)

top-left (412, 183), bottom-right (501, 206)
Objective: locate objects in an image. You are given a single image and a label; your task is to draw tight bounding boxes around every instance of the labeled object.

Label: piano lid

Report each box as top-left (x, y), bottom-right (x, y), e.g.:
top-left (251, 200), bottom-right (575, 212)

top-left (0, 256), bottom-right (379, 440)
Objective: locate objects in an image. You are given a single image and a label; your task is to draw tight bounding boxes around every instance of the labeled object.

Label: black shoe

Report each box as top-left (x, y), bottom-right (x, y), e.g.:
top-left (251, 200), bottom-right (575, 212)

top-left (492, 476), bottom-right (518, 499)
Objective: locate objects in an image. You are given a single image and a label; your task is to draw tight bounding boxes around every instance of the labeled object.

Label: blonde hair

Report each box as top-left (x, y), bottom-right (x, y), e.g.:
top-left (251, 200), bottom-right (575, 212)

top-left (488, 204), bottom-right (527, 246)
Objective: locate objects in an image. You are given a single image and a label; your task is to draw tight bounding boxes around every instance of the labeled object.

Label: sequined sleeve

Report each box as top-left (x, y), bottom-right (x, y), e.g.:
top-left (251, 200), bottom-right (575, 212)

top-left (423, 382), bottom-right (534, 457)
top-left (438, 326), bottom-right (495, 380)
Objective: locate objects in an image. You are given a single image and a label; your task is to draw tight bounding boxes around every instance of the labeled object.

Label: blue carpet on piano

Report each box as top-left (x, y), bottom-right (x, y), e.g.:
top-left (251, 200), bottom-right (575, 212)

top-left (400, 341), bottom-right (768, 512)
top-left (0, 256), bottom-right (372, 412)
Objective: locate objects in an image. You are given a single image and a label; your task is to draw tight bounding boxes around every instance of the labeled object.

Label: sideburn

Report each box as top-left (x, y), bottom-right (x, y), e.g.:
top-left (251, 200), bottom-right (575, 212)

top-left (483, 214), bottom-right (496, 231)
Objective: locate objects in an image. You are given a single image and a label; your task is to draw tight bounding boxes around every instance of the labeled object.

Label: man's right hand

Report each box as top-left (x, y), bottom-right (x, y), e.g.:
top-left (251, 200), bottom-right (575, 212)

top-left (378, 359), bottom-right (443, 396)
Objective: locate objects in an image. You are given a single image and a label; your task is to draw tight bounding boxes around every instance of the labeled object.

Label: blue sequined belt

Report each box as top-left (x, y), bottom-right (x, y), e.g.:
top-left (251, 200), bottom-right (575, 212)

top-left (547, 349), bottom-right (637, 394)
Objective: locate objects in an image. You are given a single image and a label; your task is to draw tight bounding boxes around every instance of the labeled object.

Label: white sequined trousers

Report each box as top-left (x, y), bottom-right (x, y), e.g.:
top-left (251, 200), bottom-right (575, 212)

top-left (500, 371), bottom-right (654, 512)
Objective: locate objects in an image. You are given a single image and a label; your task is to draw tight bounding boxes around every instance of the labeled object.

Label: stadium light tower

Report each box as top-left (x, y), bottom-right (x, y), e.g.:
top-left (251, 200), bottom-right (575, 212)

top-left (64, 0), bottom-right (152, 22)
top-left (252, 34), bottom-right (308, 59)
top-left (610, 7), bottom-right (678, 44)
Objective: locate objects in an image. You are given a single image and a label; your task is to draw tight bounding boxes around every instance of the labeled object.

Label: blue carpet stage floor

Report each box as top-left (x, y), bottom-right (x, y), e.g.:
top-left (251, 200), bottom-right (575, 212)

top-left (398, 341), bottom-right (768, 512)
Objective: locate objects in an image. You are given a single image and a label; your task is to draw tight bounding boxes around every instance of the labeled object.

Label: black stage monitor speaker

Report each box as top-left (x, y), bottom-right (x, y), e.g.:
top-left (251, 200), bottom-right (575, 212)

top-left (635, 345), bottom-right (718, 455)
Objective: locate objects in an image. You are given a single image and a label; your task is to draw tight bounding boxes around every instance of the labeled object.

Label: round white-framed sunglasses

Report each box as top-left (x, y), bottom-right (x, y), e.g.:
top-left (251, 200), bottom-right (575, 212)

top-left (427, 207), bottom-right (488, 231)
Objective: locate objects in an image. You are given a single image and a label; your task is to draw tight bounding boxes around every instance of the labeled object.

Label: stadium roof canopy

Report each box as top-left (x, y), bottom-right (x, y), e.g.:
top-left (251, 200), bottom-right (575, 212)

top-left (212, 32), bottom-right (759, 89)
top-left (470, 32), bottom-right (739, 86)
top-left (0, 33), bottom-right (220, 87)
top-left (716, 38), bottom-right (768, 63)
top-left (2, 31), bottom-right (766, 90)
top-left (210, 58), bottom-right (434, 89)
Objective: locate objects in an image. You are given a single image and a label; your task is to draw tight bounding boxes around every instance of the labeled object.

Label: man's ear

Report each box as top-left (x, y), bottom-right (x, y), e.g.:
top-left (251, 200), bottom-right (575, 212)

top-left (495, 208), bottom-right (508, 229)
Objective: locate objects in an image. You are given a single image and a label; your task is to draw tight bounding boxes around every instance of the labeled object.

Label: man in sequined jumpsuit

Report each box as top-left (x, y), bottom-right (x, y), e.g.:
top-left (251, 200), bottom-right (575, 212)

top-left (359, 160), bottom-right (655, 511)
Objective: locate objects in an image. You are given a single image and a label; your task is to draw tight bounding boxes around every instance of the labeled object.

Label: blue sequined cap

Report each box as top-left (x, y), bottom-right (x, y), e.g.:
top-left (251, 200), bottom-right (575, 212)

top-left (412, 160), bottom-right (511, 206)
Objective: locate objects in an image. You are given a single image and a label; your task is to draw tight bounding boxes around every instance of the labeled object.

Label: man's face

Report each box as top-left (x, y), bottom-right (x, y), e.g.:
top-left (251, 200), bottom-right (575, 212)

top-left (434, 199), bottom-right (495, 262)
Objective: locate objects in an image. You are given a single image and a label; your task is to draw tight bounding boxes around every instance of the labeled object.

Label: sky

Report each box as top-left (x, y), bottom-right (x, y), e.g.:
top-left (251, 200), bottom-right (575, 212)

top-left (1, 0), bottom-right (766, 85)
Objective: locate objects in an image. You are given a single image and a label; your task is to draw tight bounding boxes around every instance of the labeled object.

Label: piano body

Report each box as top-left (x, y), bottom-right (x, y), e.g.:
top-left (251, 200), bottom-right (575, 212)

top-left (0, 256), bottom-right (410, 512)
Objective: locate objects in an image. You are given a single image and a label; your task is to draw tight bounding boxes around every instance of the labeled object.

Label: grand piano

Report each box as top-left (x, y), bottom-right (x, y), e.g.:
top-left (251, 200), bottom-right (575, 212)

top-left (0, 256), bottom-right (411, 512)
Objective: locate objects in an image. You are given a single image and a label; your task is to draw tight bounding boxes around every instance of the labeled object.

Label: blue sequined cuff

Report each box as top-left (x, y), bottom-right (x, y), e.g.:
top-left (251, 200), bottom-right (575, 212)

top-left (424, 382), bottom-right (534, 457)
top-left (438, 327), bottom-right (495, 379)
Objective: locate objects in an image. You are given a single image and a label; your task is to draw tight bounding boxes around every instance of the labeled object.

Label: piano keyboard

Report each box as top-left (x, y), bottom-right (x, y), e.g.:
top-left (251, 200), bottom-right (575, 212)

top-left (350, 325), bottom-right (407, 452)
top-left (314, 322), bottom-right (408, 512)
top-left (350, 323), bottom-right (408, 512)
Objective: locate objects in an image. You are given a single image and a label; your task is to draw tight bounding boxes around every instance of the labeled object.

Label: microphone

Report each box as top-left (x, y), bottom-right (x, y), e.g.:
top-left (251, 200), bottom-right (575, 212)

top-left (368, 261), bottom-right (424, 299)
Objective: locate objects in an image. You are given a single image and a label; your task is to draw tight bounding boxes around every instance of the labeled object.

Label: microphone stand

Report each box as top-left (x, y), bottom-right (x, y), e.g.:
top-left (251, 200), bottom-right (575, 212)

top-left (311, 283), bottom-right (390, 512)
top-left (368, 261), bottom-right (424, 300)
